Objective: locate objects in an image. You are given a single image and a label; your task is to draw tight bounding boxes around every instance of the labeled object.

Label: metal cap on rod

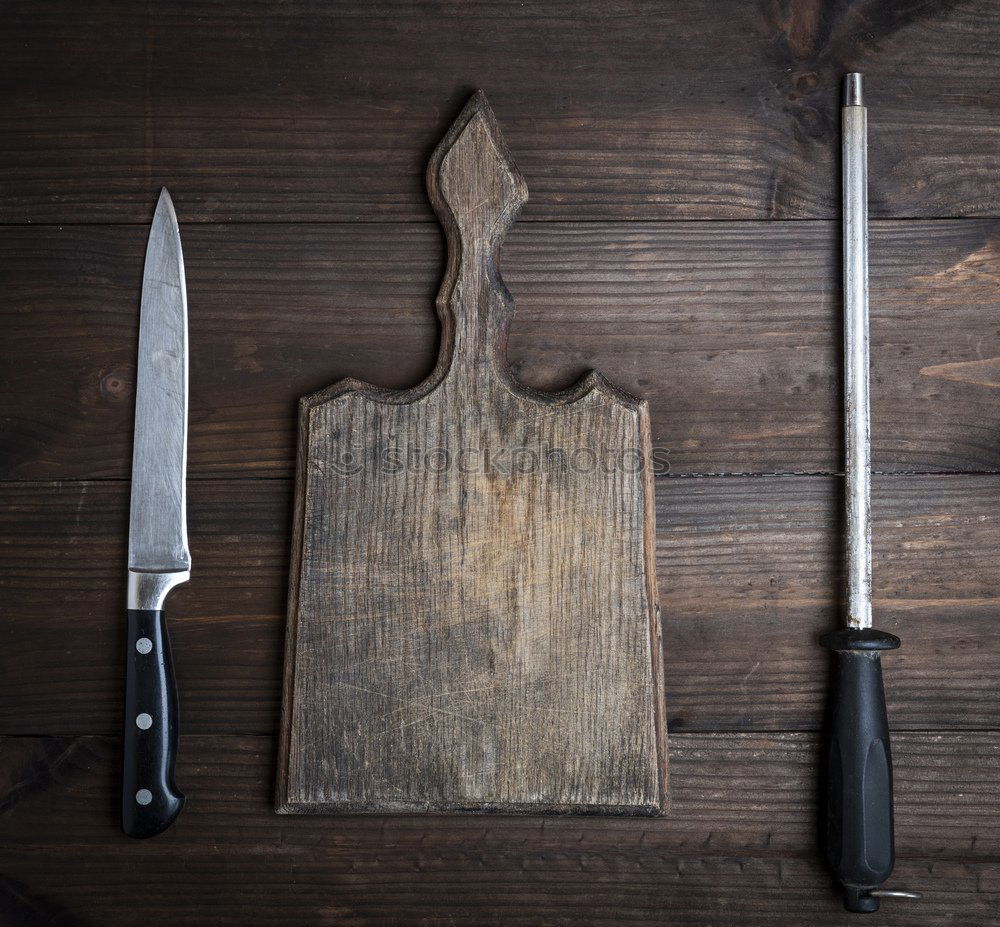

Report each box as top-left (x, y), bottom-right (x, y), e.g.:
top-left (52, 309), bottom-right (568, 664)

top-left (844, 72), bottom-right (864, 107)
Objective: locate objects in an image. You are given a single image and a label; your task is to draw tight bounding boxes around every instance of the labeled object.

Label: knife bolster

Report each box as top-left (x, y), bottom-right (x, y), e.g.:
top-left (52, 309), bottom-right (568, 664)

top-left (127, 569), bottom-right (190, 610)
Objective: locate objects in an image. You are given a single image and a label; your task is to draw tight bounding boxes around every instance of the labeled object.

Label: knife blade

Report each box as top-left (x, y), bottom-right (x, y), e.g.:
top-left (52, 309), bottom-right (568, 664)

top-left (122, 188), bottom-right (190, 838)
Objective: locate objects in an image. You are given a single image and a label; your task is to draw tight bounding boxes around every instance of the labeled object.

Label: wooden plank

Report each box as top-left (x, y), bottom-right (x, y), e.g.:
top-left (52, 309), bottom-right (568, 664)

top-left (3, 219), bottom-right (1000, 480)
top-left (2, 1), bottom-right (1000, 222)
top-left (0, 734), bottom-right (997, 926)
top-left (2, 475), bottom-right (998, 736)
top-left (5, 856), bottom-right (994, 927)
top-left (4, 733), bottom-right (998, 859)
top-left (659, 474), bottom-right (1000, 731)
top-left (279, 94), bottom-right (665, 815)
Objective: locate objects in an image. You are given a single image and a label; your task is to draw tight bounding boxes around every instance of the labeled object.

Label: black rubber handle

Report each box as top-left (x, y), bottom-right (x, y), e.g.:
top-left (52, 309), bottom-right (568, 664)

top-left (122, 609), bottom-right (184, 838)
top-left (820, 628), bottom-right (900, 912)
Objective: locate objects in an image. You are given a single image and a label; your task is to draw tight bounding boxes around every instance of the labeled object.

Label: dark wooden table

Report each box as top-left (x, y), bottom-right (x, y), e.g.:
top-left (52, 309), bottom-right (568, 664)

top-left (2, 2), bottom-right (999, 924)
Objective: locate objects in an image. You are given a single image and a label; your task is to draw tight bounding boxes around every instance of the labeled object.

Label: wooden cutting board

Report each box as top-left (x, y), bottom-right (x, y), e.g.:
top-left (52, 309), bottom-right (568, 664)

top-left (277, 92), bottom-right (666, 815)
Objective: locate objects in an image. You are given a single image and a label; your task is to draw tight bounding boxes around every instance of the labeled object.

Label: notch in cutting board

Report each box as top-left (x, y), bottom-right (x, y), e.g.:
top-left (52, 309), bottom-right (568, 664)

top-left (277, 92), bottom-right (667, 815)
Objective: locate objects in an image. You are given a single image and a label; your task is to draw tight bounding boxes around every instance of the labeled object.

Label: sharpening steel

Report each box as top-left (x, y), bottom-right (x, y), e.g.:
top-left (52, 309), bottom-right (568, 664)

top-left (819, 74), bottom-right (920, 913)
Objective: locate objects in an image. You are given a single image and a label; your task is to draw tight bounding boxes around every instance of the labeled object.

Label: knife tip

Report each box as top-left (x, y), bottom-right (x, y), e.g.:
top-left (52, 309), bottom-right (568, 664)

top-left (153, 187), bottom-right (179, 229)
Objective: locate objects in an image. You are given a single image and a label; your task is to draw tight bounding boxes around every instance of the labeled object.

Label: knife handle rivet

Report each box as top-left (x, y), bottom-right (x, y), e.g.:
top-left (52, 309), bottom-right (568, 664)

top-left (136, 713), bottom-right (153, 730)
top-left (136, 789), bottom-right (153, 806)
top-left (136, 637), bottom-right (153, 655)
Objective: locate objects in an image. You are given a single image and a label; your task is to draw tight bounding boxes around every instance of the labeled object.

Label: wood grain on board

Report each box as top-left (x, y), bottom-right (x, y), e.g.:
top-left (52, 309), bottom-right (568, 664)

top-left (278, 95), bottom-right (665, 814)
top-left (2, 1), bottom-right (1000, 223)
top-left (2, 218), bottom-right (1000, 481)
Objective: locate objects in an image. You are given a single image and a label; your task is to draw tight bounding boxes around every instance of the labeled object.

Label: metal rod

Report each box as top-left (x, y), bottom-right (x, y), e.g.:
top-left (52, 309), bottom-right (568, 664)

top-left (843, 73), bottom-right (872, 629)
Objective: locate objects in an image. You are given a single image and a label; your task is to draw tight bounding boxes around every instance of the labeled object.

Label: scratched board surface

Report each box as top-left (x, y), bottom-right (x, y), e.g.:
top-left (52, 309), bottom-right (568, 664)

top-left (277, 95), bottom-right (666, 815)
top-left (2, 2), bottom-right (1000, 925)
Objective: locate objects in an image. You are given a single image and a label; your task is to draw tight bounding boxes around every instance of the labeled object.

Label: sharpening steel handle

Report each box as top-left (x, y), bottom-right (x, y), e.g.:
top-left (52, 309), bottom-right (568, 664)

top-left (122, 609), bottom-right (184, 838)
top-left (820, 628), bottom-right (900, 912)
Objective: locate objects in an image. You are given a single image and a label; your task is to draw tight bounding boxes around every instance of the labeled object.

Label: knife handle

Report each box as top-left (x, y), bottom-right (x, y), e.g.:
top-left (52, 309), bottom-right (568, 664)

top-left (122, 609), bottom-right (184, 838)
top-left (820, 628), bottom-right (900, 912)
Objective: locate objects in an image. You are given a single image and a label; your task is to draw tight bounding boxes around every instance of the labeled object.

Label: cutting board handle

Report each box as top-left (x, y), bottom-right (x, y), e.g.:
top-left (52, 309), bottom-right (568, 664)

top-left (426, 92), bottom-right (529, 387)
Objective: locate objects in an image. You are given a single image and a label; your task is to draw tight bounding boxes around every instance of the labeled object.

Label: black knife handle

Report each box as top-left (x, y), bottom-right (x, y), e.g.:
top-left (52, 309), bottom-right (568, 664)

top-left (820, 628), bottom-right (900, 912)
top-left (122, 608), bottom-right (184, 838)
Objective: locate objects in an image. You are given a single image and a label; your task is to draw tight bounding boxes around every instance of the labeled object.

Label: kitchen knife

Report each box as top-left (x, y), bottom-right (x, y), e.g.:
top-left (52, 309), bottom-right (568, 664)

top-left (122, 188), bottom-right (190, 839)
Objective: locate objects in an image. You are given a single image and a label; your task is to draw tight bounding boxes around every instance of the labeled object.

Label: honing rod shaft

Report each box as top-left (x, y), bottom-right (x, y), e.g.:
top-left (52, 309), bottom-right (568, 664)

top-left (843, 71), bottom-right (871, 631)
